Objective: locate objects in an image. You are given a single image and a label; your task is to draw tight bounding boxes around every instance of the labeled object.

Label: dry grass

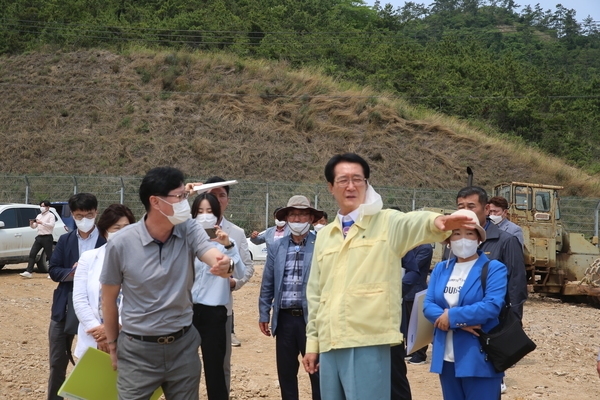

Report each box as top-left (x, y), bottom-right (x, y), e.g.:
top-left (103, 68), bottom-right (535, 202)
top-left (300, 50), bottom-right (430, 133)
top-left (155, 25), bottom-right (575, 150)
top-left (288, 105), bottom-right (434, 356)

top-left (1, 47), bottom-right (599, 196)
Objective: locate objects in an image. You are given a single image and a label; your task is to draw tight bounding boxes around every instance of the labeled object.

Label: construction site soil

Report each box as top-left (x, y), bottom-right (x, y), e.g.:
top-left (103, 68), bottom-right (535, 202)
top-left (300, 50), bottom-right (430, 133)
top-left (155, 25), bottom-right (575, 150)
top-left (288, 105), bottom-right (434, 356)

top-left (1, 263), bottom-right (599, 400)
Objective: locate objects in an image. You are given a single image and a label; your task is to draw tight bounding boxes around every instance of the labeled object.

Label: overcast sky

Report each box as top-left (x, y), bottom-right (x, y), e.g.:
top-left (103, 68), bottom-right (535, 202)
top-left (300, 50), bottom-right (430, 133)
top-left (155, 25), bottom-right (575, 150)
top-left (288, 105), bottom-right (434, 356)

top-left (364, 1), bottom-right (599, 23)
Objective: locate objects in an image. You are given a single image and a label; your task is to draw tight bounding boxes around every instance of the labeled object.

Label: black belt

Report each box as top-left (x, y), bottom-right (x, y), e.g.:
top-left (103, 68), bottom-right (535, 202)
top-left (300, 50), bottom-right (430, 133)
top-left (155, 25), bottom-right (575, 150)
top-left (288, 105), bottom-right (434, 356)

top-left (124, 325), bottom-right (191, 344)
top-left (281, 308), bottom-right (303, 317)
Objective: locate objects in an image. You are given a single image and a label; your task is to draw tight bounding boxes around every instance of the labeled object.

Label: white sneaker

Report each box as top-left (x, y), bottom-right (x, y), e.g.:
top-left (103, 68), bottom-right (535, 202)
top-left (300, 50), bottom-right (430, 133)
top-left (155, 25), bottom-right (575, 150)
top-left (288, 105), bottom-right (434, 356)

top-left (231, 333), bottom-right (241, 347)
top-left (20, 271), bottom-right (33, 278)
top-left (500, 382), bottom-right (507, 394)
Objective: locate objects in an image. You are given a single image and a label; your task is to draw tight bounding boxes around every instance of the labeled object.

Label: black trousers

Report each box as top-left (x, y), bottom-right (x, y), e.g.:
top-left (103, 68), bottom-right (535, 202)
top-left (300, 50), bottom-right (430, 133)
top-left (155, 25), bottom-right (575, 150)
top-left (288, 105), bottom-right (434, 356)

top-left (27, 234), bottom-right (53, 273)
top-left (192, 303), bottom-right (229, 400)
top-left (390, 341), bottom-right (412, 400)
top-left (48, 318), bottom-right (74, 400)
top-left (275, 311), bottom-right (321, 400)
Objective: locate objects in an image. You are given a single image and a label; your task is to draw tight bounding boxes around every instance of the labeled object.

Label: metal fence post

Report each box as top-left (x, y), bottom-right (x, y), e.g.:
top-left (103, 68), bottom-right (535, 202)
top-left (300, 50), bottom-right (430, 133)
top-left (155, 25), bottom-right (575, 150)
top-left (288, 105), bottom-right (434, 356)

top-left (25, 176), bottom-right (30, 204)
top-left (265, 183), bottom-right (269, 230)
top-left (412, 189), bottom-right (416, 211)
top-left (120, 177), bottom-right (125, 204)
top-left (595, 200), bottom-right (600, 246)
top-left (73, 176), bottom-right (78, 194)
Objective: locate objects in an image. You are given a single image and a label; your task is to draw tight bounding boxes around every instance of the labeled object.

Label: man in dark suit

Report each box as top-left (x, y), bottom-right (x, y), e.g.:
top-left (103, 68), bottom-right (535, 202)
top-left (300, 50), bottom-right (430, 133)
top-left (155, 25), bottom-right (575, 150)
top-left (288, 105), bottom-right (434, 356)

top-left (258, 195), bottom-right (323, 400)
top-left (47, 193), bottom-right (106, 400)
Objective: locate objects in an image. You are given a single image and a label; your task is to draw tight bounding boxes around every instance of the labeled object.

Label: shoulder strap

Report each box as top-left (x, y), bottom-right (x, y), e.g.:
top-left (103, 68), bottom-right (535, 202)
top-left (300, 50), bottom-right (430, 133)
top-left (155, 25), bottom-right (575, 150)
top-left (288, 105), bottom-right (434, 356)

top-left (481, 260), bottom-right (511, 318)
top-left (480, 260), bottom-right (491, 293)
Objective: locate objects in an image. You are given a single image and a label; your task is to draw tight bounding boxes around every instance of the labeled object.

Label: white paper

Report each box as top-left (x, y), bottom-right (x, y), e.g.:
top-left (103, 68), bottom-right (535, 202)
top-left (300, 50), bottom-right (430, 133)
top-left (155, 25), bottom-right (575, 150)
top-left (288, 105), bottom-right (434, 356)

top-left (406, 289), bottom-right (434, 355)
top-left (192, 180), bottom-right (238, 194)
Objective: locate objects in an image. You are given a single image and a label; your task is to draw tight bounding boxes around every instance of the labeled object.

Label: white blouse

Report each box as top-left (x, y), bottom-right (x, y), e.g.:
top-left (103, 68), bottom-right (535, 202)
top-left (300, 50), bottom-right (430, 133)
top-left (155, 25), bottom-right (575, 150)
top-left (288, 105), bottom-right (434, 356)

top-left (72, 245), bottom-right (121, 359)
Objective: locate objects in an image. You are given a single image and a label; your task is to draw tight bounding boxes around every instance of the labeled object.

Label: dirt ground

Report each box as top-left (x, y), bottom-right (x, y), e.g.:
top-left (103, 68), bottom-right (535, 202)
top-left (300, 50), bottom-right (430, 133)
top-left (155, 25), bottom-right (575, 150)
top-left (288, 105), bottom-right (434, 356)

top-left (1, 262), bottom-right (600, 400)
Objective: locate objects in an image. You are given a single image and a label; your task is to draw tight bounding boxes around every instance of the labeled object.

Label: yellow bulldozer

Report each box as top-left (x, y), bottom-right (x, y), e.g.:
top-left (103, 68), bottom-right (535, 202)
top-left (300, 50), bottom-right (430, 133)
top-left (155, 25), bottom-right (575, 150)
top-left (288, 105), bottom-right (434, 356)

top-left (494, 181), bottom-right (600, 302)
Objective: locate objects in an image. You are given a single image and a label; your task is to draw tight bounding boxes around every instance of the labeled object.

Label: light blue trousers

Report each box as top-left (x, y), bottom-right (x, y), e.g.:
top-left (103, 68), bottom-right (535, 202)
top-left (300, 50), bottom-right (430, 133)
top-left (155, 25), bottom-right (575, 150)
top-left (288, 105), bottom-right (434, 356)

top-left (319, 345), bottom-right (391, 400)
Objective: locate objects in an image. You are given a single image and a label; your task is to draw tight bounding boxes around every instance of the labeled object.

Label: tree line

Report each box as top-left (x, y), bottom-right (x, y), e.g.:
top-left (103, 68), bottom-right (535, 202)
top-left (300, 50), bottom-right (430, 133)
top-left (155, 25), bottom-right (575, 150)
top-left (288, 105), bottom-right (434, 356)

top-left (1, 0), bottom-right (599, 172)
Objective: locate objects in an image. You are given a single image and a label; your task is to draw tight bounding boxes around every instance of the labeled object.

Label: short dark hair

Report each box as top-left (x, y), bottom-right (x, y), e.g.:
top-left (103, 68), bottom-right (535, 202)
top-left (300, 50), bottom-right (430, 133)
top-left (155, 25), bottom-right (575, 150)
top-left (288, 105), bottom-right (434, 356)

top-left (456, 186), bottom-right (488, 206)
top-left (321, 211), bottom-right (328, 220)
top-left (488, 196), bottom-right (509, 210)
top-left (191, 193), bottom-right (222, 220)
top-left (324, 153), bottom-right (370, 184)
top-left (68, 193), bottom-right (98, 213)
top-left (139, 167), bottom-right (185, 211)
top-left (273, 207), bottom-right (283, 218)
top-left (97, 204), bottom-right (136, 238)
top-left (204, 176), bottom-right (229, 195)
top-left (40, 200), bottom-right (51, 207)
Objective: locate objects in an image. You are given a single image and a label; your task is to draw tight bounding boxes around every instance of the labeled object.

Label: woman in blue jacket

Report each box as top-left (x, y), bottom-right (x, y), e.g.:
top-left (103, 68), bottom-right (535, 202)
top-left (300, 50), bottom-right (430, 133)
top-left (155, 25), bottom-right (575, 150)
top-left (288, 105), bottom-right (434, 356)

top-left (424, 209), bottom-right (507, 400)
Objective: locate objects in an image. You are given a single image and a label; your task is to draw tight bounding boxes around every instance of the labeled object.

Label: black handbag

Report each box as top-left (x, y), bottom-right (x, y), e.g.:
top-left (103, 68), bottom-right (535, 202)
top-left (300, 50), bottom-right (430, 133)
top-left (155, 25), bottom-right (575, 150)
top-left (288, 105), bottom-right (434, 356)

top-left (64, 292), bottom-right (80, 336)
top-left (476, 262), bottom-right (536, 373)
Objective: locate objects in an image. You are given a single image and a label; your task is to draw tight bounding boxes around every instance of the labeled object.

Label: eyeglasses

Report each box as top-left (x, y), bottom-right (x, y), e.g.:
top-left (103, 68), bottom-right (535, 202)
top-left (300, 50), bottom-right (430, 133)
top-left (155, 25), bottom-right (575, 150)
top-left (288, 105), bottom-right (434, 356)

top-left (334, 176), bottom-right (367, 188)
top-left (288, 212), bottom-right (311, 220)
top-left (161, 192), bottom-right (190, 201)
top-left (72, 211), bottom-right (97, 221)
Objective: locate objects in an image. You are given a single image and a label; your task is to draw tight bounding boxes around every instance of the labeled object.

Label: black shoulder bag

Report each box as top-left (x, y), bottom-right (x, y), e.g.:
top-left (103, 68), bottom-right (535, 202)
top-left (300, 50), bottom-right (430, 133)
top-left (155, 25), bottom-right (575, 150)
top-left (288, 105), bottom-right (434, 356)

top-left (476, 262), bottom-right (536, 372)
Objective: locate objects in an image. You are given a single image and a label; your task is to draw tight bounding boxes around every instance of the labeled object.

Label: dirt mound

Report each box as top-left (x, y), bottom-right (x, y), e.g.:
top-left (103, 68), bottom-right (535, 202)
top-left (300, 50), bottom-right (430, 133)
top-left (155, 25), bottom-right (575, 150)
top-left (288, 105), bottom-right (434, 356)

top-left (1, 49), bottom-right (599, 195)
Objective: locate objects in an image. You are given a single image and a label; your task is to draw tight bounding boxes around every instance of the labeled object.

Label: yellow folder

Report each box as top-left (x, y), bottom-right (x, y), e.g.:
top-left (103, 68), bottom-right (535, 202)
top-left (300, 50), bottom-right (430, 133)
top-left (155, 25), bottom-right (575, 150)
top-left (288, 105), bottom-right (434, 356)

top-left (58, 347), bottom-right (163, 400)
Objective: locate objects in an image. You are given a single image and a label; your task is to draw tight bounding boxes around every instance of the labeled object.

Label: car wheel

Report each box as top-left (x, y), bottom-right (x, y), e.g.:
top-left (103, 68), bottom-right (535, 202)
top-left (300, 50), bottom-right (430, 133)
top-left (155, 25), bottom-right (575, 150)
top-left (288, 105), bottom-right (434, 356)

top-left (36, 245), bottom-right (55, 273)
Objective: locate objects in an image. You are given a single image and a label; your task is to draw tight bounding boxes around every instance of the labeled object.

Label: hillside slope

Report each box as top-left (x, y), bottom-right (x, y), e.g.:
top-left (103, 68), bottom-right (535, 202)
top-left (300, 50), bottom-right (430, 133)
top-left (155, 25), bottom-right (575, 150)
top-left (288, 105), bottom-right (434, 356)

top-left (0, 49), bottom-right (598, 196)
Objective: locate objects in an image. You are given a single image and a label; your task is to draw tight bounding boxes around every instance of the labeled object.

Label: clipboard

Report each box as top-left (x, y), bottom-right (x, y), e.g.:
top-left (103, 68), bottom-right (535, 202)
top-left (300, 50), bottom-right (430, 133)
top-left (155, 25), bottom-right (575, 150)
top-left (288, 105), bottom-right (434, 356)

top-left (192, 180), bottom-right (238, 194)
top-left (406, 289), bottom-right (434, 355)
top-left (58, 347), bottom-right (163, 400)
top-left (61, 266), bottom-right (77, 282)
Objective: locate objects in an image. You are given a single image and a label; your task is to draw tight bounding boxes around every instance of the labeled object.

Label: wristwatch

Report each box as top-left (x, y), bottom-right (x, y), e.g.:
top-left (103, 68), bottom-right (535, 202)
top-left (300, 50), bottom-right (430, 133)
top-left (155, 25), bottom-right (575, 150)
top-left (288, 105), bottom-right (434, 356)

top-left (227, 259), bottom-right (235, 274)
top-left (224, 242), bottom-right (235, 250)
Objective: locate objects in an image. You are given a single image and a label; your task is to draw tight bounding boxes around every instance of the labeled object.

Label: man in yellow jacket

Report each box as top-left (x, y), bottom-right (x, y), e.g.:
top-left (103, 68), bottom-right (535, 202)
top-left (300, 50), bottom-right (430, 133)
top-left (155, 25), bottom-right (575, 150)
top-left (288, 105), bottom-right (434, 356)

top-left (302, 153), bottom-right (473, 400)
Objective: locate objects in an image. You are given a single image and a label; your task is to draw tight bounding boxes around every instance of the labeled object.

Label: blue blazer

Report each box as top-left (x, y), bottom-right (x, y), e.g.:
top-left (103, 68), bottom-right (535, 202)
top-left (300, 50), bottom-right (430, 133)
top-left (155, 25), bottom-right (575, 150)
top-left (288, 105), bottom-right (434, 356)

top-left (423, 252), bottom-right (507, 378)
top-left (258, 232), bottom-right (316, 336)
top-left (48, 229), bottom-right (106, 322)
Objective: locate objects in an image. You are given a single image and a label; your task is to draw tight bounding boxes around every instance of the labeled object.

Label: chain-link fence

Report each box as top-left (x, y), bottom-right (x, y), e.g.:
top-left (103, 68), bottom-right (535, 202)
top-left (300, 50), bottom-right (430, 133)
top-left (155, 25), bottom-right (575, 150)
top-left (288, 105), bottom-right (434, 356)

top-left (1, 174), bottom-right (598, 238)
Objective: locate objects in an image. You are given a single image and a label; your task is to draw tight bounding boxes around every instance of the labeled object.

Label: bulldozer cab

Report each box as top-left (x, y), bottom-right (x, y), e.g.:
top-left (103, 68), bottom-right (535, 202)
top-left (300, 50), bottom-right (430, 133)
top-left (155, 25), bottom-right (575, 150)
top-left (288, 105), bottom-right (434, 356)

top-left (494, 182), bottom-right (565, 292)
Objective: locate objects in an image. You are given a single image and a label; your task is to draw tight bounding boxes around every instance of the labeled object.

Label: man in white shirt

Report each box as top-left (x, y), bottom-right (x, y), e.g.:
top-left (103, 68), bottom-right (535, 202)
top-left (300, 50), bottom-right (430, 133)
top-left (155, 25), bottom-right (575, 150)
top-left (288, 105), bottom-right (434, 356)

top-left (20, 200), bottom-right (55, 278)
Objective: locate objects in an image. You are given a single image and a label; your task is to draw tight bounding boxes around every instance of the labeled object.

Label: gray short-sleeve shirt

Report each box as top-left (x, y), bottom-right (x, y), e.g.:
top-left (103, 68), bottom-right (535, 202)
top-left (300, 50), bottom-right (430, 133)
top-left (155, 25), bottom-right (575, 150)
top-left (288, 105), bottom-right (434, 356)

top-left (100, 217), bottom-right (214, 335)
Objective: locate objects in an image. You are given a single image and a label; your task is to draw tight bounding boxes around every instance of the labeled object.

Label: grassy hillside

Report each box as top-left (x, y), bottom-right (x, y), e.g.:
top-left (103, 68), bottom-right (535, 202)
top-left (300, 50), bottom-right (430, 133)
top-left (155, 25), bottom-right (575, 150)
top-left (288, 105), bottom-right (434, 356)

top-left (1, 48), bottom-right (599, 196)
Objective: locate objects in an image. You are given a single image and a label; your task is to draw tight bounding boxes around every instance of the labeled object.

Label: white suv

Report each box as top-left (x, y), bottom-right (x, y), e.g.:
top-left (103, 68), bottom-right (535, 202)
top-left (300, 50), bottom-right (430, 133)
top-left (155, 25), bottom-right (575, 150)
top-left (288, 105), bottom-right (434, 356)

top-left (0, 204), bottom-right (68, 272)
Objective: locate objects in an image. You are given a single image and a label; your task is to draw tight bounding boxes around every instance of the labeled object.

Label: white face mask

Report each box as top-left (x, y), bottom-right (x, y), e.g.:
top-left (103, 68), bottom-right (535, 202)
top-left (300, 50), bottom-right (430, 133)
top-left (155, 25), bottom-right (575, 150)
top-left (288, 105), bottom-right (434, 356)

top-left (275, 219), bottom-right (286, 228)
top-left (195, 213), bottom-right (218, 229)
top-left (106, 231), bottom-right (118, 241)
top-left (288, 221), bottom-right (311, 236)
top-left (313, 223), bottom-right (325, 232)
top-left (157, 197), bottom-right (191, 225)
top-left (75, 217), bottom-right (95, 233)
top-left (40, 206), bottom-right (48, 213)
top-left (450, 238), bottom-right (479, 259)
top-left (489, 215), bottom-right (503, 225)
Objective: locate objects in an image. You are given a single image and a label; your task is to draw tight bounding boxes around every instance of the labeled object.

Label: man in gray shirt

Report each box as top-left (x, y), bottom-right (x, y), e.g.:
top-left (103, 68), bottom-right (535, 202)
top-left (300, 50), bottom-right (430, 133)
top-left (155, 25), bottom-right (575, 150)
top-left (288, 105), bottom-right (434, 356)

top-left (101, 167), bottom-right (234, 400)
